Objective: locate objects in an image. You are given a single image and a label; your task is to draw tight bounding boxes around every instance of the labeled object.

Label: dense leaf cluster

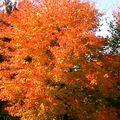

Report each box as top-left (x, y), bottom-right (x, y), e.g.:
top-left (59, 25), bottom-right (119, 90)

top-left (0, 0), bottom-right (119, 120)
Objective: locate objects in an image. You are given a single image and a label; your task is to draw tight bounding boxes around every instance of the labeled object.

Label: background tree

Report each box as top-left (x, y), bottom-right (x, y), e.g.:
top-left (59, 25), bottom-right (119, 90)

top-left (106, 9), bottom-right (120, 55)
top-left (0, 0), bottom-right (19, 14)
top-left (0, 0), bottom-right (119, 120)
top-left (95, 9), bottom-right (120, 120)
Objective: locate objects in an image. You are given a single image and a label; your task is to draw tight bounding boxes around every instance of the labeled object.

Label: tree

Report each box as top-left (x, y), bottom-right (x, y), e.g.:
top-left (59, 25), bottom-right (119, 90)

top-left (0, 0), bottom-right (119, 120)
top-left (107, 10), bottom-right (120, 55)
top-left (95, 10), bottom-right (120, 120)
top-left (0, 0), bottom-right (19, 14)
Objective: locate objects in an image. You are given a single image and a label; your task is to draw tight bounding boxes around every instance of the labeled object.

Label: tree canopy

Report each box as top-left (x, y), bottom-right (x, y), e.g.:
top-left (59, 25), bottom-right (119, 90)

top-left (0, 0), bottom-right (119, 120)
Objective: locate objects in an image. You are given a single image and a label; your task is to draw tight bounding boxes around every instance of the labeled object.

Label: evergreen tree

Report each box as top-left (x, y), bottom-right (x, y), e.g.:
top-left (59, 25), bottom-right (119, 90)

top-left (108, 12), bottom-right (120, 55)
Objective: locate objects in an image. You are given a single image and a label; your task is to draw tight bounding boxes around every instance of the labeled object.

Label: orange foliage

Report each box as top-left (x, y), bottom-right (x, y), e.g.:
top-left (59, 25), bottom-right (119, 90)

top-left (0, 0), bottom-right (119, 120)
top-left (97, 107), bottom-right (120, 120)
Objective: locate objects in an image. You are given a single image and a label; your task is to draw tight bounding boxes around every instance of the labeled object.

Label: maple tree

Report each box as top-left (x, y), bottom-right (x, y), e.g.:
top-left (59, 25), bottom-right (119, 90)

top-left (0, 0), bottom-right (119, 120)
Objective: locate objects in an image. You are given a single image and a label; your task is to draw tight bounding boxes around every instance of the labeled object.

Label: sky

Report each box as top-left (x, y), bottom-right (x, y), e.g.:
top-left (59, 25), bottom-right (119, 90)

top-left (95, 0), bottom-right (120, 36)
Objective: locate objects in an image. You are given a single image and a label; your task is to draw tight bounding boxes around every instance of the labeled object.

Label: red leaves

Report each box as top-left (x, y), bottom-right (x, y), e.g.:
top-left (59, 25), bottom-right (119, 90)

top-left (97, 107), bottom-right (120, 120)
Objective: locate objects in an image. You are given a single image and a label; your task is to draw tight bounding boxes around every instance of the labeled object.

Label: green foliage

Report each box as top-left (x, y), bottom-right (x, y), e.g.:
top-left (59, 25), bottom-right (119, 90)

top-left (108, 21), bottom-right (120, 54)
